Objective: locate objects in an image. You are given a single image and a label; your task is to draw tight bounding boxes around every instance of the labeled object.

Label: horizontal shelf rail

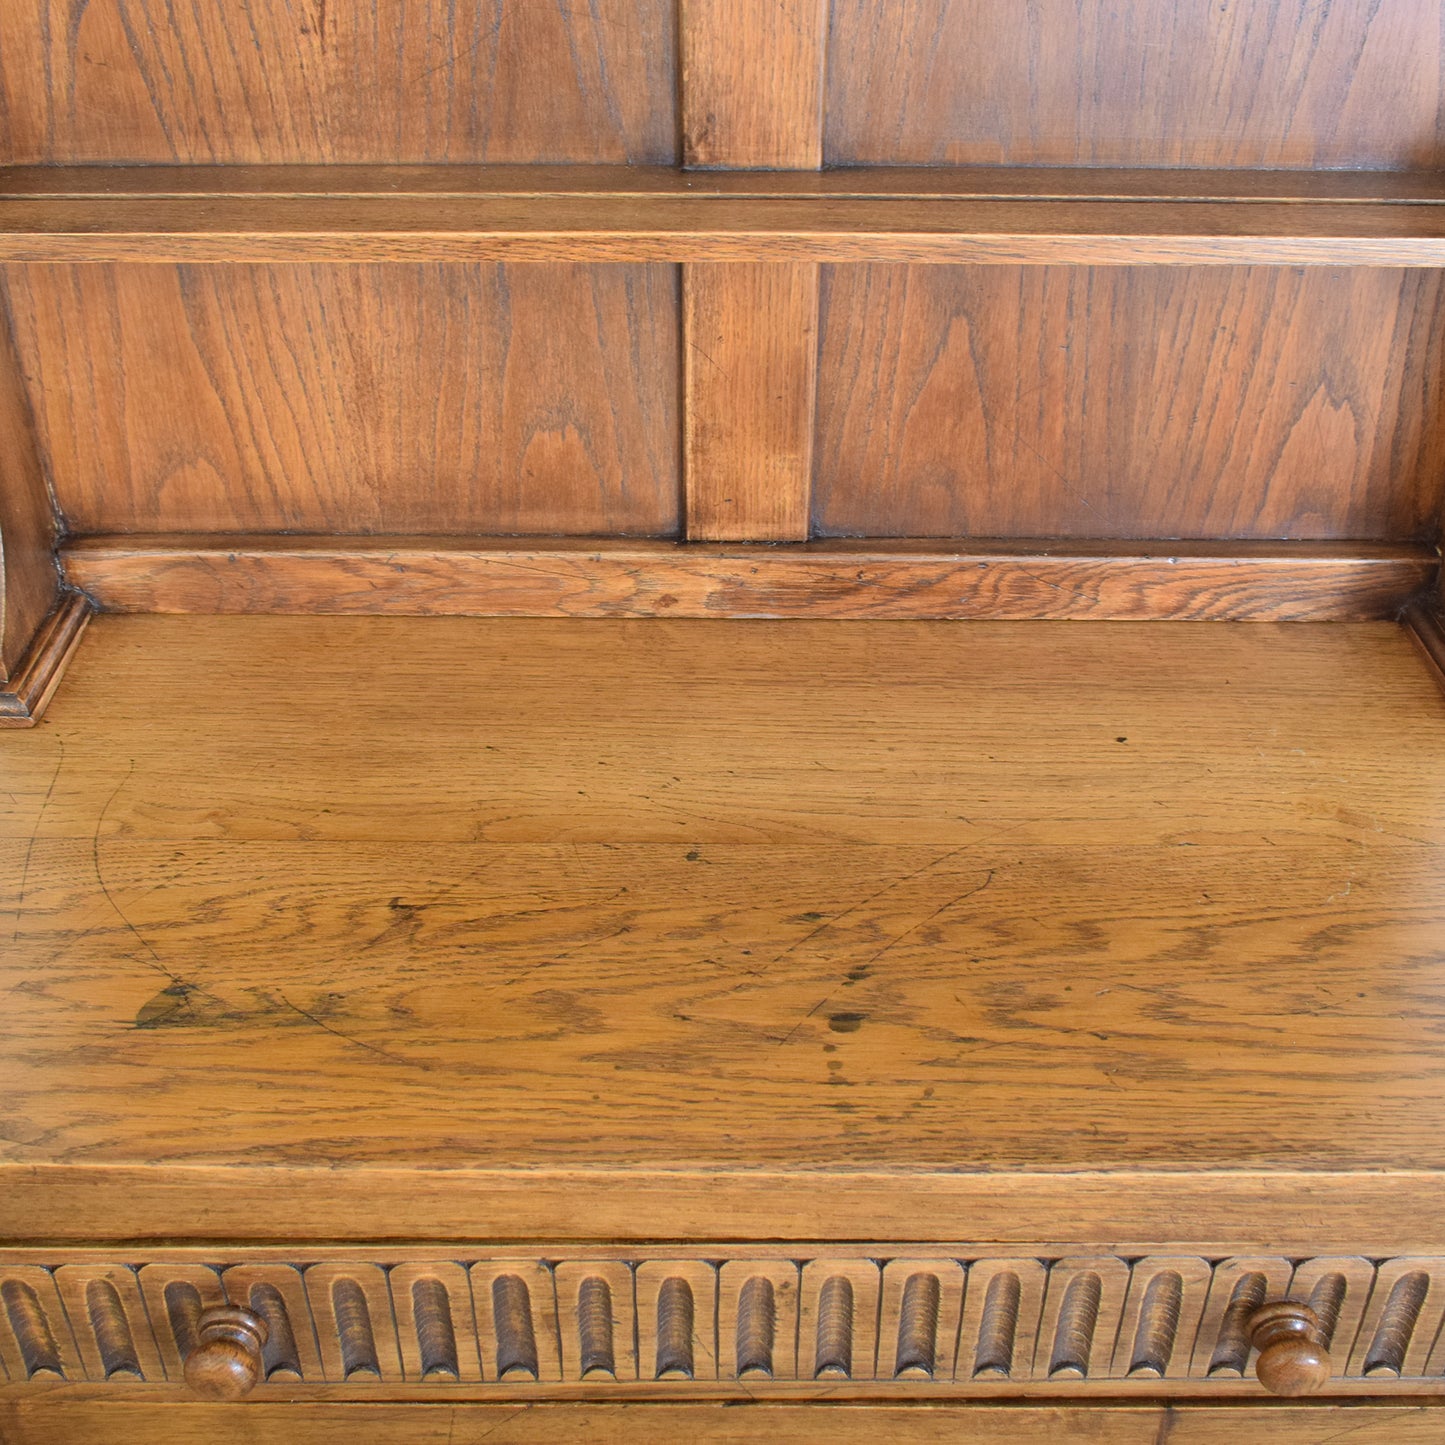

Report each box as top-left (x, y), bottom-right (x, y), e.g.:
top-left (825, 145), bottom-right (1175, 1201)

top-left (4, 166), bottom-right (1445, 264)
top-left (62, 535), bottom-right (1438, 622)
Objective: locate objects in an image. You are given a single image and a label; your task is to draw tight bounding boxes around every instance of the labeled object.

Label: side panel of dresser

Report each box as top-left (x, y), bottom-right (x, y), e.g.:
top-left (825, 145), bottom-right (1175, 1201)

top-left (0, 287), bottom-right (87, 726)
top-left (1403, 473), bottom-right (1445, 691)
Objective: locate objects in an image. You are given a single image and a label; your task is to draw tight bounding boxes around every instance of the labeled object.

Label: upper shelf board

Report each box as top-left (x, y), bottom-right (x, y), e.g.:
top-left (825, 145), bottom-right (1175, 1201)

top-left (3, 167), bottom-right (1445, 265)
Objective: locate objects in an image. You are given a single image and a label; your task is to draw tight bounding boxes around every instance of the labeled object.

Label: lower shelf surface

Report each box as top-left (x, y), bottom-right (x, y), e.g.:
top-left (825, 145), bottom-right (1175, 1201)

top-left (1, 615), bottom-right (1443, 1249)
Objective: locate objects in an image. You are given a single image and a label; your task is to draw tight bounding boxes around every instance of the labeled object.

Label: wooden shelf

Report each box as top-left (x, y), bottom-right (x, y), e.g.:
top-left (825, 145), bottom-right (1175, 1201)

top-left (3, 612), bottom-right (1444, 1245)
top-left (3, 166), bottom-right (1445, 264)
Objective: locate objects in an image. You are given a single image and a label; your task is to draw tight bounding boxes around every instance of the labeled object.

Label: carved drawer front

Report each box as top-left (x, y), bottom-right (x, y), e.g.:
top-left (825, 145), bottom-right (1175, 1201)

top-left (1349, 1258), bottom-right (1445, 1380)
top-left (555, 1260), bottom-right (638, 1382)
top-left (1109, 1256), bottom-right (1212, 1380)
top-left (470, 1260), bottom-right (561, 1383)
top-left (798, 1257), bottom-right (881, 1382)
top-left (4, 1250), bottom-right (1445, 1398)
top-left (718, 1260), bottom-right (801, 1382)
top-left (389, 1262), bottom-right (483, 1383)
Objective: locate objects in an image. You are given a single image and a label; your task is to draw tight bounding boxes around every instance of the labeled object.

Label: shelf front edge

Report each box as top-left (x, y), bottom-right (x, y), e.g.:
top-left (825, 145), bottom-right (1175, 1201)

top-left (5, 1164), bottom-right (1445, 1251)
top-left (62, 537), bottom-right (1437, 622)
top-left (6, 195), bottom-right (1445, 264)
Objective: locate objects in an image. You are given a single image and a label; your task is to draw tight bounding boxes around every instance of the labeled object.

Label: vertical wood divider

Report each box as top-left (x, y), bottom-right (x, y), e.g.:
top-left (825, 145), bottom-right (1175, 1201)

top-left (679, 0), bottom-right (829, 170)
top-left (683, 262), bottom-right (819, 542)
top-left (679, 1), bottom-right (827, 541)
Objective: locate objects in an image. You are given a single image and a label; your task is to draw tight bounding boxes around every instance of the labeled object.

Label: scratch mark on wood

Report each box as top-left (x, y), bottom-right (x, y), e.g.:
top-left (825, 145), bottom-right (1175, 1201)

top-left (90, 761), bottom-right (185, 985)
top-left (12, 737), bottom-right (64, 944)
top-left (274, 989), bottom-right (415, 1066)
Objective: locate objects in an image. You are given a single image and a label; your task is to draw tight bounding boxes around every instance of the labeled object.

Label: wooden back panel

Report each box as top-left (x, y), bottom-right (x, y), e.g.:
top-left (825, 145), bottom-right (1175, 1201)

top-left (10, 256), bottom-right (1439, 546)
top-left (826, 0), bottom-right (1445, 169)
top-left (1, 1), bottom-right (1443, 600)
top-left (4, 263), bottom-right (681, 537)
top-left (813, 265), bottom-right (1445, 542)
top-left (0, 0), bottom-right (676, 164)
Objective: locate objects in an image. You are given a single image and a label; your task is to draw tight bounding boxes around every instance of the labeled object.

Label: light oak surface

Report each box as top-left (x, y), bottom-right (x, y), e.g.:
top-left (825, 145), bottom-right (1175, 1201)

top-left (4, 0), bottom-right (1444, 1431)
top-left (2, 615), bottom-right (1443, 1243)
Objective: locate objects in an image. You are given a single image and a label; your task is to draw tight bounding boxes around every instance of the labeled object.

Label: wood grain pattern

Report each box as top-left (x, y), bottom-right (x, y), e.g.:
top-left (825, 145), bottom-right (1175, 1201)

top-left (61, 537), bottom-right (1438, 622)
top-left (1, 615), bottom-right (1444, 1244)
top-left (825, 0), bottom-right (1445, 169)
top-left (0, 1), bottom-right (675, 164)
top-left (684, 265), bottom-right (817, 540)
top-left (5, 1403), bottom-right (1443, 1445)
top-left (3, 264), bottom-right (680, 536)
top-left (5, 193), bottom-right (1445, 266)
top-left (681, 0), bottom-right (827, 167)
top-left (0, 298), bottom-right (59, 683)
top-left (814, 266), bottom-right (1445, 541)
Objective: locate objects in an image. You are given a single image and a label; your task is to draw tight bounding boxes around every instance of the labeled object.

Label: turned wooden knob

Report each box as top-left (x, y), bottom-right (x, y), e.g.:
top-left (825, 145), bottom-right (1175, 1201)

top-left (1248, 1299), bottom-right (1331, 1396)
top-left (183, 1305), bottom-right (268, 1399)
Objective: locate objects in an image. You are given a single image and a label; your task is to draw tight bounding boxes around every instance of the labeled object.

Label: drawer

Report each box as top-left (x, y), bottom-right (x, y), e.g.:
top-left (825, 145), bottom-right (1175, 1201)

top-left (3, 1247), bottom-right (1443, 1401)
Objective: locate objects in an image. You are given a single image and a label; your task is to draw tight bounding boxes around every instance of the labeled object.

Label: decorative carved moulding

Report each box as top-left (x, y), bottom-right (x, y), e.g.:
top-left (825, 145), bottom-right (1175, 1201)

top-left (1, 1248), bottom-right (1443, 1400)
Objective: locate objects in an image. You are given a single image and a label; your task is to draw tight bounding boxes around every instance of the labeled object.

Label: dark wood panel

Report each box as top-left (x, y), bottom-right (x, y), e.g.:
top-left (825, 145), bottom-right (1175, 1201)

top-left (4, 264), bottom-right (681, 536)
top-left (813, 265), bottom-right (1445, 542)
top-left (62, 537), bottom-right (1436, 623)
top-left (825, 0), bottom-right (1445, 169)
top-left (0, 1), bottom-right (675, 164)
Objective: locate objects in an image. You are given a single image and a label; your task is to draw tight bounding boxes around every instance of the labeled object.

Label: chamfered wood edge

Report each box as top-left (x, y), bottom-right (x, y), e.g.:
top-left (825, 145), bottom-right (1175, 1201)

top-left (2, 1402), bottom-right (1442, 1445)
top-left (6, 1165), bottom-right (1445, 1250)
top-left (1403, 599), bottom-right (1445, 694)
top-left (0, 591), bottom-right (93, 727)
top-left (60, 537), bottom-right (1436, 622)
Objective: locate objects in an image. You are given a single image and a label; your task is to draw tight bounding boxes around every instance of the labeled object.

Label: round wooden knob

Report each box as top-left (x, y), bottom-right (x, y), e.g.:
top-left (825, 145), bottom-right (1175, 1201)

top-left (183, 1305), bottom-right (268, 1400)
top-left (1248, 1299), bottom-right (1331, 1396)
